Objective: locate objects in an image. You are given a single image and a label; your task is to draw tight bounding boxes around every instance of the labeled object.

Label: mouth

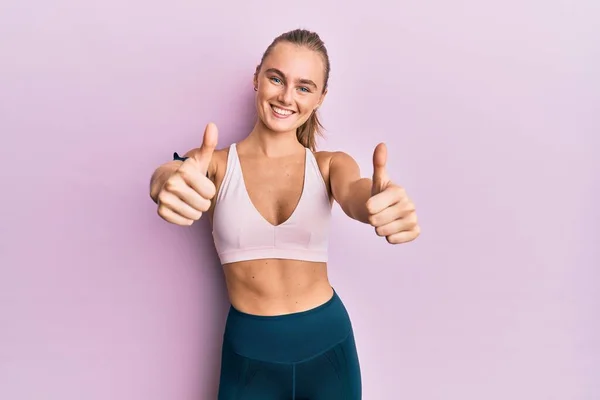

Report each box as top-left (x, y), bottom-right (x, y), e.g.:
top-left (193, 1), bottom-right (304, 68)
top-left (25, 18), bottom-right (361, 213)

top-left (270, 104), bottom-right (295, 119)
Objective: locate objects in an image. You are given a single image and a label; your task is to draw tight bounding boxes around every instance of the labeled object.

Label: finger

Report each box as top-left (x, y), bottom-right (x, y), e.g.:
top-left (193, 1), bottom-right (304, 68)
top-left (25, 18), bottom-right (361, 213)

top-left (176, 167), bottom-right (217, 200)
top-left (158, 191), bottom-right (204, 221)
top-left (385, 225), bottom-right (421, 245)
top-left (371, 142), bottom-right (389, 196)
top-left (367, 201), bottom-right (408, 227)
top-left (366, 185), bottom-right (406, 215)
top-left (194, 122), bottom-right (219, 173)
top-left (374, 213), bottom-right (418, 237)
top-left (169, 181), bottom-right (213, 212)
top-left (157, 204), bottom-right (195, 226)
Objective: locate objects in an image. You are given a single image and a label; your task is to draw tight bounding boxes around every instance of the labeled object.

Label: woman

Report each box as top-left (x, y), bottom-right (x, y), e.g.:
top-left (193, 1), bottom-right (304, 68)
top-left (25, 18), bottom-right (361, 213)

top-left (149, 29), bottom-right (420, 400)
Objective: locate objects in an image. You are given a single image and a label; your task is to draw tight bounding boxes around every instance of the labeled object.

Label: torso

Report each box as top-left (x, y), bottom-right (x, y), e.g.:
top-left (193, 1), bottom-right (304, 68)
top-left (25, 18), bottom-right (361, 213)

top-left (206, 142), bottom-right (336, 316)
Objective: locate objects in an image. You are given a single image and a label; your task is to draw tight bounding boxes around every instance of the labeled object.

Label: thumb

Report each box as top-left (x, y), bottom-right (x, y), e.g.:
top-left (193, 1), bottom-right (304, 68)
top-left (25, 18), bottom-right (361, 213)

top-left (371, 142), bottom-right (389, 196)
top-left (194, 122), bottom-right (218, 173)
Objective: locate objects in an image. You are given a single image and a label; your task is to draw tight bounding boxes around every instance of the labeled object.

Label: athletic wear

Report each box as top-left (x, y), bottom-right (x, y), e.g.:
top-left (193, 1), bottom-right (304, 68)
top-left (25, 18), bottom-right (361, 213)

top-left (218, 289), bottom-right (362, 400)
top-left (211, 144), bottom-right (332, 265)
top-left (171, 146), bottom-right (362, 398)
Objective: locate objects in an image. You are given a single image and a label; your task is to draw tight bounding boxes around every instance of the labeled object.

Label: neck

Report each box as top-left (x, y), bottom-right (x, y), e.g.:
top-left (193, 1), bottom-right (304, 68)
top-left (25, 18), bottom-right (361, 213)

top-left (242, 120), bottom-right (305, 158)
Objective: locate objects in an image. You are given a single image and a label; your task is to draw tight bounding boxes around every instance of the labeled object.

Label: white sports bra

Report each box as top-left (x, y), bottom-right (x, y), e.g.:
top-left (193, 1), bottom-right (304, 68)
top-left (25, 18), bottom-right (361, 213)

top-left (211, 144), bottom-right (332, 265)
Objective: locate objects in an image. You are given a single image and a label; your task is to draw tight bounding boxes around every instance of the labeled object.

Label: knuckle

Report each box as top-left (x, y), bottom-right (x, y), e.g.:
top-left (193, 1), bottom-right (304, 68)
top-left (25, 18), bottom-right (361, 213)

top-left (365, 200), bottom-right (375, 214)
top-left (175, 167), bottom-right (192, 182)
top-left (407, 217), bottom-right (418, 229)
top-left (367, 214), bottom-right (378, 226)
top-left (163, 178), bottom-right (178, 192)
top-left (401, 203), bottom-right (416, 216)
top-left (157, 205), bottom-right (168, 218)
top-left (157, 192), bottom-right (169, 205)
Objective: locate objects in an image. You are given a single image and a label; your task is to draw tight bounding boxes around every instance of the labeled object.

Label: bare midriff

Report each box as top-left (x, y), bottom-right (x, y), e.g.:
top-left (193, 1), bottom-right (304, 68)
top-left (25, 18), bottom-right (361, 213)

top-left (222, 259), bottom-right (334, 316)
top-left (209, 145), bottom-right (336, 317)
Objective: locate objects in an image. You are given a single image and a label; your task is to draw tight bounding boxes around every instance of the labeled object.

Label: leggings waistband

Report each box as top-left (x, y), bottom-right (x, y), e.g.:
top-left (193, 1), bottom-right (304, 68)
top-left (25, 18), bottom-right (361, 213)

top-left (223, 289), bottom-right (353, 363)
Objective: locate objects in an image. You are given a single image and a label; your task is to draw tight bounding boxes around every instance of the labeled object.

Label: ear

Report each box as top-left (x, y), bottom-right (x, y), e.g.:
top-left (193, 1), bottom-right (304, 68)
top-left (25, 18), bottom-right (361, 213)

top-left (253, 64), bottom-right (261, 89)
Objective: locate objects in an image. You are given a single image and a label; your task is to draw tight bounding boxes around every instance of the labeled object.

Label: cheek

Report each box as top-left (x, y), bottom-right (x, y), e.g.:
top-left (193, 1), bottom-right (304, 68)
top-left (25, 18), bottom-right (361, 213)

top-left (256, 88), bottom-right (271, 108)
top-left (297, 96), bottom-right (318, 113)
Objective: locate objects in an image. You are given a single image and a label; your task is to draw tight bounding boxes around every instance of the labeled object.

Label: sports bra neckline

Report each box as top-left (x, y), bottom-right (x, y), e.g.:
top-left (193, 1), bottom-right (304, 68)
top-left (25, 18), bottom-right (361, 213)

top-left (229, 143), bottom-right (310, 228)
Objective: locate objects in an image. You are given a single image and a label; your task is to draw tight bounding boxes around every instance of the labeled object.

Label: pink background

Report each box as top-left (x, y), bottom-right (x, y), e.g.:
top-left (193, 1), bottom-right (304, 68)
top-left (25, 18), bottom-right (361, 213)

top-left (1, 0), bottom-right (598, 399)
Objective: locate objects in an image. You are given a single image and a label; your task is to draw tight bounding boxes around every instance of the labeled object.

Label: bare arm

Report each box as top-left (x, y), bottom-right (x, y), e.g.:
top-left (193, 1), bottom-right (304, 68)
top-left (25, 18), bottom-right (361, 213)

top-left (329, 144), bottom-right (420, 244)
top-left (328, 151), bottom-right (372, 224)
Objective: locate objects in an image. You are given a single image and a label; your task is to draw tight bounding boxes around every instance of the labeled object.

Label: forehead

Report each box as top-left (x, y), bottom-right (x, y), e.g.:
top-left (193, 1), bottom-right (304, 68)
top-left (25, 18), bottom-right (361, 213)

top-left (261, 42), bottom-right (325, 85)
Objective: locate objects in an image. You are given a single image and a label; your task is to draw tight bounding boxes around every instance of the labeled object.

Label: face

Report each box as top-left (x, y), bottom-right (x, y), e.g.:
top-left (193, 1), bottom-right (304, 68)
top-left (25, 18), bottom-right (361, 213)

top-left (254, 42), bottom-right (328, 134)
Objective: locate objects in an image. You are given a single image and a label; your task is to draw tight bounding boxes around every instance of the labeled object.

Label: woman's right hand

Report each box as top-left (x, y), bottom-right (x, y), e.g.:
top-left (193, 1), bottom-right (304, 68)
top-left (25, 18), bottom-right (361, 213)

top-left (156, 123), bottom-right (219, 226)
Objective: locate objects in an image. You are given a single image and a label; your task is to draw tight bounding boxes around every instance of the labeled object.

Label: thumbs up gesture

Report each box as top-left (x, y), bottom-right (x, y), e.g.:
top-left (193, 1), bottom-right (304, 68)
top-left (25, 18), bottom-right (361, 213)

top-left (156, 123), bottom-right (218, 226)
top-left (366, 143), bottom-right (420, 244)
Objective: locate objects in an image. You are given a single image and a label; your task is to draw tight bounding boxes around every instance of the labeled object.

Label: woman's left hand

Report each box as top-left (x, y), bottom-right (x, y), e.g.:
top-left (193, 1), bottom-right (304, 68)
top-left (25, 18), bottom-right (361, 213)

top-left (366, 143), bottom-right (420, 244)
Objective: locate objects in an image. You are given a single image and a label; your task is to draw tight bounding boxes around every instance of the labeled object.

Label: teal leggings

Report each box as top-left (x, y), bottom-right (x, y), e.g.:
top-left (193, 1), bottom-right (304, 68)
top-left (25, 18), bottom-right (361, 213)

top-left (217, 290), bottom-right (362, 399)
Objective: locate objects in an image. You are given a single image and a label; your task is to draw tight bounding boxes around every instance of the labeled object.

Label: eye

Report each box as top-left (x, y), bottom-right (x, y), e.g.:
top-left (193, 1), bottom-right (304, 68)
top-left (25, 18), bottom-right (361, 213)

top-left (298, 87), bottom-right (310, 93)
top-left (269, 77), bottom-right (282, 84)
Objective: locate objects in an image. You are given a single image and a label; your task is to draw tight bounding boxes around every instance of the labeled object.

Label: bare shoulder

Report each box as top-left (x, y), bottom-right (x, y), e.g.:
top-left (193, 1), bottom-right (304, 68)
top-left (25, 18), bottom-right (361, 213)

top-left (313, 150), bottom-right (337, 177)
top-left (313, 150), bottom-right (336, 167)
top-left (313, 150), bottom-right (359, 192)
top-left (314, 150), bottom-right (359, 172)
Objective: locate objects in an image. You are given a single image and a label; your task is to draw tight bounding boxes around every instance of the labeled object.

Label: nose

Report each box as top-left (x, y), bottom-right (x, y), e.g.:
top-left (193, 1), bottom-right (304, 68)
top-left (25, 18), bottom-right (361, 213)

top-left (277, 85), bottom-right (294, 106)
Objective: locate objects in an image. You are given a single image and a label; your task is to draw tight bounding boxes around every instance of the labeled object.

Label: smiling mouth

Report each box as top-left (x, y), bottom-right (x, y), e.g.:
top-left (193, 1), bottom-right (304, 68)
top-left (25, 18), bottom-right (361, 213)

top-left (271, 104), bottom-right (295, 117)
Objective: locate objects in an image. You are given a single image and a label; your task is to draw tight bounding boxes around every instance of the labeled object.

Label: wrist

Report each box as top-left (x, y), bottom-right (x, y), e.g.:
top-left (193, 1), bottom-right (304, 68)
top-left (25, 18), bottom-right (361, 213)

top-left (348, 178), bottom-right (372, 224)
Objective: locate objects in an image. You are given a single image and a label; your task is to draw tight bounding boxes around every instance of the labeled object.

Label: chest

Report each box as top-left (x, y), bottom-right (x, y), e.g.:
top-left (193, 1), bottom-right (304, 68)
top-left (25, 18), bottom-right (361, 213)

top-left (239, 155), bottom-right (306, 226)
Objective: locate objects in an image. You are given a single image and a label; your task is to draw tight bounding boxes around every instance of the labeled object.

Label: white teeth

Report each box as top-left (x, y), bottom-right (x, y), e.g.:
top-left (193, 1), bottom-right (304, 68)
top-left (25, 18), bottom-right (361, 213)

top-left (272, 106), bottom-right (293, 116)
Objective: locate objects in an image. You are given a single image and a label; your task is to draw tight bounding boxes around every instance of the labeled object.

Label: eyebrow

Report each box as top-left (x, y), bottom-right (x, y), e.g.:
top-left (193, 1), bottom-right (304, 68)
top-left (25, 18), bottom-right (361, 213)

top-left (265, 68), bottom-right (319, 90)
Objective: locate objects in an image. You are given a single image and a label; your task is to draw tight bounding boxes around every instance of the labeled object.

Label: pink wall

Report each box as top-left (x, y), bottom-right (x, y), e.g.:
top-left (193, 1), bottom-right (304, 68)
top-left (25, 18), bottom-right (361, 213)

top-left (1, 0), bottom-right (598, 399)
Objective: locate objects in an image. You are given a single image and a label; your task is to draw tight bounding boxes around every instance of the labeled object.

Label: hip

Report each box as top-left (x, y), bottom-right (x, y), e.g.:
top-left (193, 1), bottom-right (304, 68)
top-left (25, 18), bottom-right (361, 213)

top-left (222, 287), bottom-right (354, 363)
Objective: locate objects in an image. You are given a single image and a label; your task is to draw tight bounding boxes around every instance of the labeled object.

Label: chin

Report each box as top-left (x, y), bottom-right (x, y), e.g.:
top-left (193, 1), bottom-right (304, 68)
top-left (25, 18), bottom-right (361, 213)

top-left (268, 118), bottom-right (297, 131)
